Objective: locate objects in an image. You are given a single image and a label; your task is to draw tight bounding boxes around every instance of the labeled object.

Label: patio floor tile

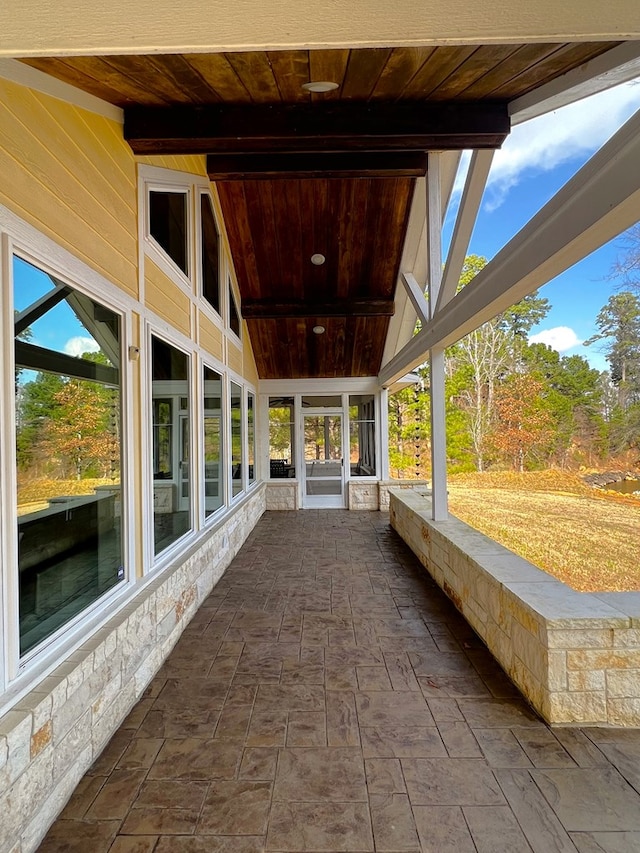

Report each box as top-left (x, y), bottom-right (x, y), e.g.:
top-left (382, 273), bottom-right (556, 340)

top-left (35, 510), bottom-right (640, 853)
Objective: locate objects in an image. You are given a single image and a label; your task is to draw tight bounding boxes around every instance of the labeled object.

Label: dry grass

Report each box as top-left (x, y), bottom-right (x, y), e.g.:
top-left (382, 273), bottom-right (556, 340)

top-left (447, 471), bottom-right (640, 592)
top-left (17, 478), bottom-right (118, 506)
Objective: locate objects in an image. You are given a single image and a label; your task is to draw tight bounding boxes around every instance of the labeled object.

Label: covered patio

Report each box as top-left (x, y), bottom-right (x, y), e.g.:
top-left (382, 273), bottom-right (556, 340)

top-left (38, 510), bottom-right (640, 853)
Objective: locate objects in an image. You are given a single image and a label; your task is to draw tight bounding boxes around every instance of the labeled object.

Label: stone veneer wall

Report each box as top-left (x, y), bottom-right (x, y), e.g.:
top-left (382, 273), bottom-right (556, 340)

top-left (0, 486), bottom-right (265, 853)
top-left (390, 487), bottom-right (640, 727)
top-left (265, 481), bottom-right (298, 511)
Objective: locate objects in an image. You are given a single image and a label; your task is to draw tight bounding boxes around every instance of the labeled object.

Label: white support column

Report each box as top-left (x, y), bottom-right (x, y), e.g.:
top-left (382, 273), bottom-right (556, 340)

top-left (426, 153), bottom-right (448, 521)
top-left (378, 388), bottom-right (389, 481)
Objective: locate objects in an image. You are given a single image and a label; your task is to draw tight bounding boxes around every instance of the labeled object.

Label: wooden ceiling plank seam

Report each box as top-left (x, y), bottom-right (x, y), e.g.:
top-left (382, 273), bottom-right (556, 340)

top-left (103, 55), bottom-right (195, 106)
top-left (250, 179), bottom-right (282, 298)
top-left (335, 180), bottom-right (364, 300)
top-left (371, 46), bottom-right (435, 101)
top-left (182, 53), bottom-right (253, 102)
top-left (427, 44), bottom-right (523, 101)
top-left (307, 48), bottom-right (350, 102)
top-left (400, 45), bottom-right (478, 99)
top-left (299, 178), bottom-right (329, 302)
top-left (266, 50), bottom-right (310, 103)
top-left (225, 50), bottom-right (281, 103)
top-left (488, 41), bottom-right (621, 100)
top-left (457, 42), bottom-right (561, 100)
top-left (340, 47), bottom-right (394, 100)
top-left (365, 178), bottom-right (407, 297)
top-left (20, 56), bottom-right (142, 107)
top-left (268, 179), bottom-right (301, 297)
top-left (217, 182), bottom-right (262, 299)
top-left (146, 54), bottom-right (222, 104)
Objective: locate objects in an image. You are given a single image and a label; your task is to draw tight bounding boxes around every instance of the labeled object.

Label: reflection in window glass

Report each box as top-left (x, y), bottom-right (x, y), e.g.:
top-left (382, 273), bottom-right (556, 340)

top-left (229, 279), bottom-right (241, 338)
top-left (302, 395), bottom-right (341, 408)
top-left (201, 194), bottom-right (220, 314)
top-left (230, 382), bottom-right (243, 497)
top-left (149, 190), bottom-right (188, 275)
top-left (13, 256), bottom-right (124, 655)
top-left (349, 394), bottom-right (376, 476)
top-left (203, 366), bottom-right (223, 517)
top-left (269, 396), bottom-right (295, 478)
top-left (247, 393), bottom-right (255, 484)
top-left (152, 336), bottom-right (190, 554)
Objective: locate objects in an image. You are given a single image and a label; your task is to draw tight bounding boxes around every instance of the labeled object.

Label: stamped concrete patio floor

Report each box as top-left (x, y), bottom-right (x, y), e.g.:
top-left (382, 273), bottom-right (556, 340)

top-left (38, 510), bottom-right (640, 853)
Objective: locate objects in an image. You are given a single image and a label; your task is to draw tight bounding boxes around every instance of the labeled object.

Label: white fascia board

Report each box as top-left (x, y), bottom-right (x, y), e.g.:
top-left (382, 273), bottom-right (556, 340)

top-left (435, 149), bottom-right (494, 313)
top-left (509, 42), bottom-right (640, 125)
top-left (379, 105), bottom-right (640, 386)
top-left (0, 58), bottom-right (123, 122)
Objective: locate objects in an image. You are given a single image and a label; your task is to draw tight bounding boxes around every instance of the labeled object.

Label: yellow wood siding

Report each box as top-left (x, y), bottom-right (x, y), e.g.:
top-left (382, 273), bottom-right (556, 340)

top-left (0, 78), bottom-right (139, 296)
top-left (145, 258), bottom-right (191, 336)
top-left (137, 154), bottom-right (207, 177)
top-left (227, 340), bottom-right (243, 375)
top-left (198, 311), bottom-right (224, 361)
top-left (242, 322), bottom-right (259, 386)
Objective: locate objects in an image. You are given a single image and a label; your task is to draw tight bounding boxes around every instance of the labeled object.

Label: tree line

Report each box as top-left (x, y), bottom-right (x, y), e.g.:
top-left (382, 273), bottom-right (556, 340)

top-left (390, 253), bottom-right (640, 476)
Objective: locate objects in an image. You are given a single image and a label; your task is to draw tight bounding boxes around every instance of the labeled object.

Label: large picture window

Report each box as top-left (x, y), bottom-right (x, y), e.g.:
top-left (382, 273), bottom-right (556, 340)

top-left (247, 392), bottom-right (256, 485)
top-left (203, 366), bottom-right (223, 517)
top-left (230, 381), bottom-right (243, 497)
top-left (149, 190), bottom-right (188, 276)
top-left (151, 336), bottom-right (191, 554)
top-left (13, 256), bottom-right (124, 655)
top-left (200, 194), bottom-right (220, 314)
top-left (349, 394), bottom-right (376, 476)
top-left (268, 396), bottom-right (295, 478)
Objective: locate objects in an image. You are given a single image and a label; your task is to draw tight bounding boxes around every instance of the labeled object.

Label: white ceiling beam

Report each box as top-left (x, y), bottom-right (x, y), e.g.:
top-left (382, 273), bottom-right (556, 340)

top-left (439, 151), bottom-right (463, 226)
top-left (379, 105), bottom-right (640, 387)
top-left (435, 149), bottom-right (494, 314)
top-left (509, 41), bottom-right (640, 125)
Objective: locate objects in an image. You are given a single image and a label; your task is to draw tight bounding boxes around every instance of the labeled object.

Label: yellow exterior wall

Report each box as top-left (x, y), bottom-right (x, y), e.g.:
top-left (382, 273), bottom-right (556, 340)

top-left (137, 154), bottom-right (207, 178)
top-left (199, 311), bottom-right (224, 362)
top-left (227, 340), bottom-right (243, 376)
top-left (0, 77), bottom-right (138, 296)
top-left (144, 258), bottom-right (192, 337)
top-left (242, 322), bottom-right (259, 387)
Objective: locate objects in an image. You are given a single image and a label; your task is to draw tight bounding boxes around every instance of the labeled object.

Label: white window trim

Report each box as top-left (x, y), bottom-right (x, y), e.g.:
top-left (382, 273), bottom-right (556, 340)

top-left (144, 323), bottom-right (197, 572)
top-left (0, 208), bottom-right (137, 689)
top-left (200, 356), bottom-right (227, 526)
top-left (196, 188), bottom-right (225, 329)
top-left (226, 272), bottom-right (243, 348)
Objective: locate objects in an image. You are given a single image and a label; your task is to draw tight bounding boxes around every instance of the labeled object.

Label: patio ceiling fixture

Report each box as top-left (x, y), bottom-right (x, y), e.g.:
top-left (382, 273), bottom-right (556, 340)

top-left (310, 253), bottom-right (325, 265)
top-left (301, 81), bottom-right (339, 93)
top-left (312, 325), bottom-right (325, 334)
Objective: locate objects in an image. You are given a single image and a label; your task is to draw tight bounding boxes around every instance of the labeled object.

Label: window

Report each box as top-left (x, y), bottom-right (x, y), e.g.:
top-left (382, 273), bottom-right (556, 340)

top-left (13, 256), bottom-right (125, 655)
top-left (203, 366), bottom-right (223, 517)
top-left (229, 278), bottom-right (241, 338)
top-left (230, 381), bottom-right (243, 497)
top-left (149, 190), bottom-right (188, 275)
top-left (349, 394), bottom-right (376, 476)
top-left (247, 392), bottom-right (256, 485)
top-left (268, 396), bottom-right (295, 478)
top-left (200, 194), bottom-right (220, 314)
top-left (151, 336), bottom-right (191, 555)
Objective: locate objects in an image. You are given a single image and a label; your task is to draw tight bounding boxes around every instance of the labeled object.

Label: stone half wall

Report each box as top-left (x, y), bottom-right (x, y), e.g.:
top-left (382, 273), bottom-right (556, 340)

top-left (0, 486), bottom-right (265, 853)
top-left (389, 487), bottom-right (640, 727)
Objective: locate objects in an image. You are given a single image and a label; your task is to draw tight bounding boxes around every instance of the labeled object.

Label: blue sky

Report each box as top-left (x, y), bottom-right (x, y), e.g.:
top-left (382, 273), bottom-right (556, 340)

top-left (445, 79), bottom-right (640, 373)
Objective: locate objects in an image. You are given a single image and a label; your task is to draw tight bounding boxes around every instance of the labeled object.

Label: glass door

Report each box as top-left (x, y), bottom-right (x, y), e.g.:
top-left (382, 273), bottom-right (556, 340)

top-left (302, 413), bottom-right (344, 508)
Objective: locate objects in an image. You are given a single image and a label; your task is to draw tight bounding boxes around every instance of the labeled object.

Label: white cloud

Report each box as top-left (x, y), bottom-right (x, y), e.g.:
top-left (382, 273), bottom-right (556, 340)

top-left (451, 80), bottom-right (640, 210)
top-left (64, 336), bottom-right (100, 357)
top-left (529, 326), bottom-right (581, 352)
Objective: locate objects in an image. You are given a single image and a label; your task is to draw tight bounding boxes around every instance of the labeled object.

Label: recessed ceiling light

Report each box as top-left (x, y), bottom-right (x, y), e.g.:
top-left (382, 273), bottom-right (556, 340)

top-left (312, 325), bottom-right (325, 335)
top-left (310, 253), bottom-right (326, 266)
top-left (302, 81), bottom-right (339, 93)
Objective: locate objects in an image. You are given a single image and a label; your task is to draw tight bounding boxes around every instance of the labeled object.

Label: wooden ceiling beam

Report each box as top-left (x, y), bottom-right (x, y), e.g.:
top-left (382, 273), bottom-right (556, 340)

top-left (242, 298), bottom-right (395, 319)
top-left (124, 101), bottom-right (510, 155)
top-left (207, 151), bottom-right (428, 180)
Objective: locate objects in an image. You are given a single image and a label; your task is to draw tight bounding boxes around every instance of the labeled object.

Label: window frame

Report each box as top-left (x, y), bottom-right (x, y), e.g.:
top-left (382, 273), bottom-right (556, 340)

top-left (1, 225), bottom-right (136, 685)
top-left (143, 181), bottom-right (193, 293)
top-left (197, 188), bottom-right (224, 321)
top-left (201, 359), bottom-right (226, 524)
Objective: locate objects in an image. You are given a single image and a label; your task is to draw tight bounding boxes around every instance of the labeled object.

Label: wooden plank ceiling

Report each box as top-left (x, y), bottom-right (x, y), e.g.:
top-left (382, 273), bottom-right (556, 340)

top-left (21, 42), bottom-right (620, 379)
